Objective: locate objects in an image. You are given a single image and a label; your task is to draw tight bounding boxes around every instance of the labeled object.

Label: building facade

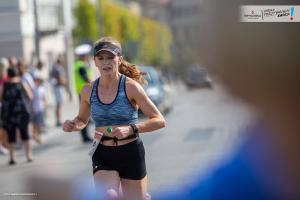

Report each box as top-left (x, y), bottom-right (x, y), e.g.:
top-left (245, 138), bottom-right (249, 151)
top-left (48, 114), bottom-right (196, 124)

top-left (0, 0), bottom-right (65, 66)
top-left (167, 0), bottom-right (205, 69)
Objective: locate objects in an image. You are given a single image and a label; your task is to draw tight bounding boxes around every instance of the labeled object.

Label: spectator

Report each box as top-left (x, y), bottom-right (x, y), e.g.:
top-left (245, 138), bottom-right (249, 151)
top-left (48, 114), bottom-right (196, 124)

top-left (18, 58), bottom-right (35, 92)
top-left (0, 58), bottom-right (9, 155)
top-left (30, 60), bottom-right (45, 80)
top-left (8, 56), bottom-right (18, 69)
top-left (50, 56), bottom-right (67, 127)
top-left (0, 67), bottom-right (33, 165)
top-left (32, 73), bottom-right (46, 144)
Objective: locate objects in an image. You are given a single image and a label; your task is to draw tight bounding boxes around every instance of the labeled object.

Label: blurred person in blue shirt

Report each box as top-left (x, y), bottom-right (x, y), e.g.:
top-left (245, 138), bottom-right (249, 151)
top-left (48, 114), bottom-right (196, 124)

top-left (154, 0), bottom-right (300, 199)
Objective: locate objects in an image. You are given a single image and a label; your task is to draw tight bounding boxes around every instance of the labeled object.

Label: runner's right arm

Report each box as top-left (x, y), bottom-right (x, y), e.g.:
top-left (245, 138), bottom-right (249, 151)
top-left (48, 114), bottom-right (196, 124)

top-left (63, 83), bottom-right (92, 132)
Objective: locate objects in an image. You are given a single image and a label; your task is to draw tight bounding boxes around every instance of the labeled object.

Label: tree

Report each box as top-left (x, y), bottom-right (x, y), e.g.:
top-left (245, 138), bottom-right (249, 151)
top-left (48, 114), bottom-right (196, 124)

top-left (100, 0), bottom-right (141, 61)
top-left (101, 1), bottom-right (122, 41)
top-left (138, 19), bottom-right (173, 67)
top-left (73, 0), bottom-right (98, 44)
top-left (74, 0), bottom-right (173, 67)
top-left (119, 6), bottom-right (141, 61)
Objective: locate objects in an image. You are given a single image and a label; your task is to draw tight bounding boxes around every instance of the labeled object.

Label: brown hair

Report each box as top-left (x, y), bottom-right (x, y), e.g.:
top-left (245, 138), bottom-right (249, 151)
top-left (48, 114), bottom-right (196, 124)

top-left (17, 58), bottom-right (29, 76)
top-left (94, 37), bottom-right (147, 85)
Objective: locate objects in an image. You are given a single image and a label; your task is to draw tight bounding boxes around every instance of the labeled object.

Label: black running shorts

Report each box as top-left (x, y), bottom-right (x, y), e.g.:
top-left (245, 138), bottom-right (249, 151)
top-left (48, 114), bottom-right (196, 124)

top-left (92, 138), bottom-right (146, 180)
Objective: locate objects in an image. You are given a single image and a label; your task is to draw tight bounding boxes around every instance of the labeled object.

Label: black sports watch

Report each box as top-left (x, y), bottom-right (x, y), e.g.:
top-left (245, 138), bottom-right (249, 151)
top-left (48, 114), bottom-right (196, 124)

top-left (129, 123), bottom-right (139, 137)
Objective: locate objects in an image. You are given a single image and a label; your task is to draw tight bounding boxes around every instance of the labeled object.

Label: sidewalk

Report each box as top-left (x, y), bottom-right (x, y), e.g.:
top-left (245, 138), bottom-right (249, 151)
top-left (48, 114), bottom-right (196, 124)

top-left (0, 99), bottom-right (82, 163)
top-left (35, 99), bottom-right (80, 147)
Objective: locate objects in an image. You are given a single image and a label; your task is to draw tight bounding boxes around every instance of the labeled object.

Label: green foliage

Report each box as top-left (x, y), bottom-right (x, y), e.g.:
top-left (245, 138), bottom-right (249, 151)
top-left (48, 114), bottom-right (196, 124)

top-left (101, 1), bottom-right (122, 41)
top-left (119, 6), bottom-right (140, 42)
top-left (138, 19), bottom-right (172, 67)
top-left (73, 0), bottom-right (98, 44)
top-left (73, 0), bottom-right (173, 67)
top-left (138, 18), bottom-right (158, 65)
top-left (158, 25), bottom-right (172, 67)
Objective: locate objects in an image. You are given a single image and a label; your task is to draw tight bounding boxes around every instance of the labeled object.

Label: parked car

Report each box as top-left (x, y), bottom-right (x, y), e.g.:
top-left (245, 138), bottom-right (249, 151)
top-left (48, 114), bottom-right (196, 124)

top-left (139, 66), bottom-right (172, 115)
top-left (185, 65), bottom-right (212, 88)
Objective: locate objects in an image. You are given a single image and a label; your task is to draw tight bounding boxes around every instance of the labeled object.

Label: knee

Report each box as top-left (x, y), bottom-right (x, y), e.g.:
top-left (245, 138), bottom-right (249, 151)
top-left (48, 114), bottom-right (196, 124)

top-left (106, 189), bottom-right (119, 200)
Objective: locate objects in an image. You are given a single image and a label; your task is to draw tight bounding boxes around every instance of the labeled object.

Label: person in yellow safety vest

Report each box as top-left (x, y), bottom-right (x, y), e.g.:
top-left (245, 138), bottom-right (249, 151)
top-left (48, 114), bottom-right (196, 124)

top-left (74, 57), bottom-right (91, 94)
top-left (74, 46), bottom-right (93, 142)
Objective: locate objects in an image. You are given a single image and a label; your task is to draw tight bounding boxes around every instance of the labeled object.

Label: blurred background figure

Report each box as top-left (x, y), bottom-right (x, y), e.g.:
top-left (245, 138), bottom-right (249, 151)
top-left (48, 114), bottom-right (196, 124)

top-left (0, 67), bottom-right (33, 165)
top-left (0, 57), bottom-right (9, 155)
top-left (73, 44), bottom-right (92, 143)
top-left (8, 57), bottom-right (18, 69)
top-left (17, 58), bottom-right (35, 145)
top-left (29, 60), bottom-right (44, 79)
top-left (29, 60), bottom-right (50, 132)
top-left (154, 0), bottom-right (300, 199)
top-left (32, 73), bottom-right (46, 144)
top-left (50, 55), bottom-right (68, 127)
top-left (18, 58), bottom-right (35, 95)
top-left (27, 173), bottom-right (103, 200)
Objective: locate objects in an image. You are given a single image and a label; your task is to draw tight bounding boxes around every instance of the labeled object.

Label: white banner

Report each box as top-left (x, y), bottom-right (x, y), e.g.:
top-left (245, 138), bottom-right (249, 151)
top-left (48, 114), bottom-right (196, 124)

top-left (240, 5), bottom-right (300, 22)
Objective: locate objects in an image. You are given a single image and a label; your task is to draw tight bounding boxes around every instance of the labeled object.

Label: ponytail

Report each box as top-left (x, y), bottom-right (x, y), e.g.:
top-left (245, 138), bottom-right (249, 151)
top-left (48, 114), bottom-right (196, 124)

top-left (119, 60), bottom-right (147, 86)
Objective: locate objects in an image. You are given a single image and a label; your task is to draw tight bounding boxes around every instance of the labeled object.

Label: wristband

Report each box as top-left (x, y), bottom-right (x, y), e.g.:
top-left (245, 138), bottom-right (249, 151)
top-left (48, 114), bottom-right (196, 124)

top-left (129, 123), bottom-right (139, 138)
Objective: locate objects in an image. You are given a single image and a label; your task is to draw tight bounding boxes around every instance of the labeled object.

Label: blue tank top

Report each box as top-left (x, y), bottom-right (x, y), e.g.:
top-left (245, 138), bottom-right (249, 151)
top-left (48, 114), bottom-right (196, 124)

top-left (90, 74), bottom-right (138, 127)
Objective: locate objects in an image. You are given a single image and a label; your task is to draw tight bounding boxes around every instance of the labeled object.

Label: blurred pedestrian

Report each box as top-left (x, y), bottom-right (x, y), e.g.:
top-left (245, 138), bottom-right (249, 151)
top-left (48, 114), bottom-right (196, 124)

top-left (74, 44), bottom-right (93, 142)
top-left (8, 56), bottom-right (18, 69)
top-left (63, 37), bottom-right (165, 200)
top-left (18, 58), bottom-right (35, 143)
top-left (0, 67), bottom-right (33, 165)
top-left (30, 60), bottom-right (50, 126)
top-left (18, 58), bottom-right (35, 93)
top-left (50, 56), bottom-right (68, 127)
top-left (32, 73), bottom-right (46, 144)
top-left (153, 0), bottom-right (300, 199)
top-left (0, 58), bottom-right (9, 155)
top-left (0, 58), bottom-right (9, 83)
top-left (30, 60), bottom-right (45, 80)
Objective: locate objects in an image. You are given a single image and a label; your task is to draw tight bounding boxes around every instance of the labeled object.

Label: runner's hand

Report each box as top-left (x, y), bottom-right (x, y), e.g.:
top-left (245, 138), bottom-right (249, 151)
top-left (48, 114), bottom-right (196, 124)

top-left (111, 126), bottom-right (132, 139)
top-left (63, 120), bottom-right (76, 132)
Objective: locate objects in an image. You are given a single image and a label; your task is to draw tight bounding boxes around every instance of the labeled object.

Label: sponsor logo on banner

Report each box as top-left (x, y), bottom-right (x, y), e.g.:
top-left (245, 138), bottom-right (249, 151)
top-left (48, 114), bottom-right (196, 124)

top-left (240, 6), bottom-right (299, 22)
